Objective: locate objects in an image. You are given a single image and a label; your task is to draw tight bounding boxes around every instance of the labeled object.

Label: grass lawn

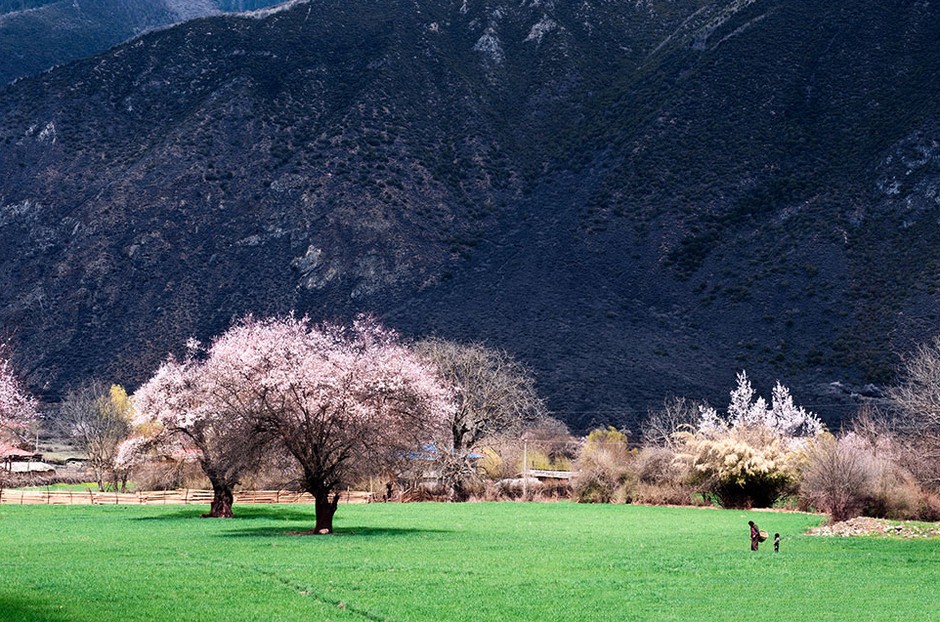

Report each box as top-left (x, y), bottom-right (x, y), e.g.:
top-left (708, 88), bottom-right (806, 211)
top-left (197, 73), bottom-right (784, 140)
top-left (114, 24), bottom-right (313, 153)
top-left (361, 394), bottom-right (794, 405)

top-left (0, 502), bottom-right (938, 621)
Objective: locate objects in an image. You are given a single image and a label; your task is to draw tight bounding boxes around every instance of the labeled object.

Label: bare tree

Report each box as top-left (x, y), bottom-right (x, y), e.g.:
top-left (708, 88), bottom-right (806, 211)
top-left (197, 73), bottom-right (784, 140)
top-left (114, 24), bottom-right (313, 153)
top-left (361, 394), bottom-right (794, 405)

top-left (801, 434), bottom-right (879, 522)
top-left (416, 339), bottom-right (547, 453)
top-left (641, 397), bottom-right (702, 449)
top-left (59, 381), bottom-right (132, 492)
top-left (888, 336), bottom-right (940, 490)
top-left (414, 338), bottom-right (548, 500)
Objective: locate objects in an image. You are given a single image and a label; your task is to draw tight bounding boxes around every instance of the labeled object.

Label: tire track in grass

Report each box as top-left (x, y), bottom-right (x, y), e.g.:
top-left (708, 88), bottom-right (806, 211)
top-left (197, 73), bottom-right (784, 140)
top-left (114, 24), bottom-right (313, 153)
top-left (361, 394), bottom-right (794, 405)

top-left (163, 556), bottom-right (394, 622)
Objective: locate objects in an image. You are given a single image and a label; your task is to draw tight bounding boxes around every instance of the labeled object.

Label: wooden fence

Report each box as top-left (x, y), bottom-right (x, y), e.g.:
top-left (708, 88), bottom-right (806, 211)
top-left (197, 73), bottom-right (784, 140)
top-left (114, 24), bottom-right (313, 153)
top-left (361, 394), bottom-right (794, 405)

top-left (0, 488), bottom-right (374, 506)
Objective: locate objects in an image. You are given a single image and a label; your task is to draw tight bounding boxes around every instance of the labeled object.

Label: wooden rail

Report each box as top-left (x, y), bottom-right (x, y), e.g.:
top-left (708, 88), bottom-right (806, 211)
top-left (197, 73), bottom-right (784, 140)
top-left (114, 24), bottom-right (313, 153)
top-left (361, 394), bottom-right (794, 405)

top-left (0, 488), bottom-right (374, 506)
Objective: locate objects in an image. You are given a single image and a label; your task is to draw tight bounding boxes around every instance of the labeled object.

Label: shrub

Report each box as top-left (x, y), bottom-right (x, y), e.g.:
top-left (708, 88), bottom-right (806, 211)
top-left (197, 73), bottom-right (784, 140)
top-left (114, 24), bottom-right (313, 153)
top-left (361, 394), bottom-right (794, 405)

top-left (478, 446), bottom-right (506, 480)
top-left (635, 446), bottom-right (682, 485)
top-left (676, 425), bottom-right (798, 508)
top-left (572, 427), bottom-right (635, 503)
top-left (798, 426), bottom-right (940, 522)
top-left (800, 434), bottom-right (879, 522)
top-left (673, 371), bottom-right (823, 508)
top-left (629, 482), bottom-right (698, 506)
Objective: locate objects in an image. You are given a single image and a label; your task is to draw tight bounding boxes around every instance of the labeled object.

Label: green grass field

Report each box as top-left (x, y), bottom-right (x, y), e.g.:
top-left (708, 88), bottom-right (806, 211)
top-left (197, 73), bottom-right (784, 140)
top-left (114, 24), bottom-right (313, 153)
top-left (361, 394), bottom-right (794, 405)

top-left (1, 502), bottom-right (938, 621)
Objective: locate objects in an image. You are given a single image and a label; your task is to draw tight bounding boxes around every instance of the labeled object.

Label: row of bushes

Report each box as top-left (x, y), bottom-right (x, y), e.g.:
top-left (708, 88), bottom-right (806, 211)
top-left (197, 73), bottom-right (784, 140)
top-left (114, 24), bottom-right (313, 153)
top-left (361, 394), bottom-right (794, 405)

top-left (560, 371), bottom-right (940, 523)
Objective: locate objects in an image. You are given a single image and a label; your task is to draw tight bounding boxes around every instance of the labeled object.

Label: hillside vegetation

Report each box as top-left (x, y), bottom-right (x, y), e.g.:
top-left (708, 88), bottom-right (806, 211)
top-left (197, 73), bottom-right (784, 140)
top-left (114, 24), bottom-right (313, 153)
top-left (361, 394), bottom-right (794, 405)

top-left (1, 0), bottom-right (939, 430)
top-left (0, 0), bottom-right (286, 85)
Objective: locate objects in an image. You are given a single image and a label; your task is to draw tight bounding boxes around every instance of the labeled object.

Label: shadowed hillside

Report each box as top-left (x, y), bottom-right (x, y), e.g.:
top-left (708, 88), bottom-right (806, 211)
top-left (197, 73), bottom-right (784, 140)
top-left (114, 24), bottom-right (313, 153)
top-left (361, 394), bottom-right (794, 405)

top-left (0, 0), bottom-right (287, 85)
top-left (1, 0), bottom-right (939, 431)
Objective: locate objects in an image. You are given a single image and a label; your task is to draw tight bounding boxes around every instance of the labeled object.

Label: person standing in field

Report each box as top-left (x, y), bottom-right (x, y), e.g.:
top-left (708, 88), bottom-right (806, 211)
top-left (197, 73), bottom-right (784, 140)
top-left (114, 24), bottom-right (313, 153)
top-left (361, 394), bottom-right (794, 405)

top-left (749, 520), bottom-right (760, 551)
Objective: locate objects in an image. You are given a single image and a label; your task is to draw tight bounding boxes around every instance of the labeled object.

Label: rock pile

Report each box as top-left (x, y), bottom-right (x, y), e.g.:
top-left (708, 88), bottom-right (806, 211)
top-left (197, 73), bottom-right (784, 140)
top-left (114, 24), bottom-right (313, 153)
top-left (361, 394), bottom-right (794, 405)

top-left (808, 516), bottom-right (940, 539)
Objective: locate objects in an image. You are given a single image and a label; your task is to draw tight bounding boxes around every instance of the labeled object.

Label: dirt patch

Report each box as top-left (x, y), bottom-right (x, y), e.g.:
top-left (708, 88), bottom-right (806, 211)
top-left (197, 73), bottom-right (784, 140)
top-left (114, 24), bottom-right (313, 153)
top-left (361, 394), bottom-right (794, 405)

top-left (807, 516), bottom-right (940, 539)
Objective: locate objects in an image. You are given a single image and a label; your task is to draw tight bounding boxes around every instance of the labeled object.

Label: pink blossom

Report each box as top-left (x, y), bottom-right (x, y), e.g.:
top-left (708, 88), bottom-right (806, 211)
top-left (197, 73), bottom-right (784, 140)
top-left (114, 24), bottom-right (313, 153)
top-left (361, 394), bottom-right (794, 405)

top-left (0, 356), bottom-right (38, 443)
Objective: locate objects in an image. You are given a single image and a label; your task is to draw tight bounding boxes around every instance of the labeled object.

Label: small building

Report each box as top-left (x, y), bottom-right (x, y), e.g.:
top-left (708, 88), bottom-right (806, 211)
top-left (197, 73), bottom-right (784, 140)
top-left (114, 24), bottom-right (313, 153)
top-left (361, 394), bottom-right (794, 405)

top-left (524, 469), bottom-right (573, 483)
top-left (8, 461), bottom-right (56, 477)
top-left (1, 443), bottom-right (40, 472)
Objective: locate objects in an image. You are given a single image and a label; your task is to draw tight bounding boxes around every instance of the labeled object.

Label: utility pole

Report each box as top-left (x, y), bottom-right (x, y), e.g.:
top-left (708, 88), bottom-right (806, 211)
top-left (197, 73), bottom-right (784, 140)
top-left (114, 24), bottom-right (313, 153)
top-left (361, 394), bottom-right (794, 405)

top-left (522, 439), bottom-right (528, 498)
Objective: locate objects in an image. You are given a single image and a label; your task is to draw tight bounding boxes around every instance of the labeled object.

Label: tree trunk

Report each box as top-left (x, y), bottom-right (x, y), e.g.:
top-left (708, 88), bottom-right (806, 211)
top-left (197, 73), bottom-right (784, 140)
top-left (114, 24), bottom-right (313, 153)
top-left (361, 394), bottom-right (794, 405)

top-left (313, 489), bottom-right (340, 534)
top-left (205, 484), bottom-right (234, 518)
top-left (452, 478), bottom-right (470, 502)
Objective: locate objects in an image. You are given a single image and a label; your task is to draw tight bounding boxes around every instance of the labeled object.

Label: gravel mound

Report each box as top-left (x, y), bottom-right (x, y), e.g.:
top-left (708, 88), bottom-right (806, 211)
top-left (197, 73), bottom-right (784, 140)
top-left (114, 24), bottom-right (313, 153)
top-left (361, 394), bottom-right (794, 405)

top-left (807, 516), bottom-right (940, 539)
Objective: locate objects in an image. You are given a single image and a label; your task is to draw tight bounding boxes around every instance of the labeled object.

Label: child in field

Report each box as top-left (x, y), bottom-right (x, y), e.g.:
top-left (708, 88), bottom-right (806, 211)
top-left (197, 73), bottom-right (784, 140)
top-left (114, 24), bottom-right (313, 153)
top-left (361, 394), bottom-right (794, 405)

top-left (774, 533), bottom-right (780, 552)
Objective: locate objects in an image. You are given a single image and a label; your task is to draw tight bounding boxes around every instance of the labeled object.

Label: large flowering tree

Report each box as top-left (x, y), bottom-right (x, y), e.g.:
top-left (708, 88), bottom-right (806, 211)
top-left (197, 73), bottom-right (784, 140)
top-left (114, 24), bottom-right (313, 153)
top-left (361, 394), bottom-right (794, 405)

top-left (130, 338), bottom-right (274, 518)
top-left (131, 315), bottom-right (452, 530)
top-left (0, 356), bottom-right (38, 446)
top-left (675, 371), bottom-right (824, 507)
top-left (224, 315), bottom-right (452, 533)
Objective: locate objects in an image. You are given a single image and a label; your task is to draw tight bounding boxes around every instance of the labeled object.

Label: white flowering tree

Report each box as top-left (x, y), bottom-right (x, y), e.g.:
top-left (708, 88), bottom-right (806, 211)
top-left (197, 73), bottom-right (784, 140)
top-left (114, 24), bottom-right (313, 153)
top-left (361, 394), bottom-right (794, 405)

top-left (676, 371), bottom-right (824, 507)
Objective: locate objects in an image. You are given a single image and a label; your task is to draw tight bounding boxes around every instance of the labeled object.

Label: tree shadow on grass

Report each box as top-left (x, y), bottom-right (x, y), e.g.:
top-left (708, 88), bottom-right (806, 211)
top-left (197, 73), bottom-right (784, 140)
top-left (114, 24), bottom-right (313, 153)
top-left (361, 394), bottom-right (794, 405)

top-left (132, 506), bottom-right (316, 522)
top-left (219, 525), bottom-right (453, 538)
top-left (0, 595), bottom-right (75, 622)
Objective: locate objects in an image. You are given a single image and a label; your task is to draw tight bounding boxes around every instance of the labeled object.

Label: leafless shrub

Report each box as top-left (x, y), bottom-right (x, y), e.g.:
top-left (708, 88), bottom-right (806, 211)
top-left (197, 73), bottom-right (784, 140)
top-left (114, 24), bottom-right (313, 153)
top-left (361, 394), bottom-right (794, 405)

top-left (635, 446), bottom-right (682, 485)
top-left (629, 482), bottom-right (698, 506)
top-left (888, 336), bottom-right (940, 492)
top-left (800, 434), bottom-right (879, 522)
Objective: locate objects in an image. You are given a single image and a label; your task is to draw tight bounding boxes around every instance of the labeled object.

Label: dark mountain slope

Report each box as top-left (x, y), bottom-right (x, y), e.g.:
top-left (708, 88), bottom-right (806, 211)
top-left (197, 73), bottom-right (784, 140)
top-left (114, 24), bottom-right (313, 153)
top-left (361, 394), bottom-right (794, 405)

top-left (0, 0), bottom-right (287, 85)
top-left (1, 0), bottom-right (939, 431)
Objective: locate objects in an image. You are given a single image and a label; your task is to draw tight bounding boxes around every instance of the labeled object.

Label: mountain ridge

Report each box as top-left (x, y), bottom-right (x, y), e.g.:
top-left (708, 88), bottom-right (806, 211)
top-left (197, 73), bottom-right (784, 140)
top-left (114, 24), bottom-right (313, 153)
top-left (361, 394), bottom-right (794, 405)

top-left (0, 0), bottom-right (288, 85)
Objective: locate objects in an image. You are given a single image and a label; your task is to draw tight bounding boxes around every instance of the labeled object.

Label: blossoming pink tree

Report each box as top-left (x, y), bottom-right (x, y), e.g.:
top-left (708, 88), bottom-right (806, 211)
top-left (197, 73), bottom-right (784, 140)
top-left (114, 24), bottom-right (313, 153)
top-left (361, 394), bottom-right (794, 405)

top-left (130, 339), bottom-right (273, 518)
top-left (206, 314), bottom-right (453, 533)
top-left (0, 356), bottom-right (38, 446)
top-left (131, 315), bottom-right (452, 529)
